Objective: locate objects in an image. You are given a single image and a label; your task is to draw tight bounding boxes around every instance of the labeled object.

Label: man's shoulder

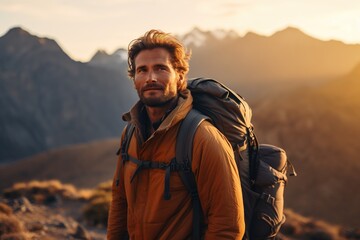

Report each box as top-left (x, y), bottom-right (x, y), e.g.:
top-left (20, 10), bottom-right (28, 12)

top-left (193, 120), bottom-right (231, 147)
top-left (188, 118), bottom-right (235, 167)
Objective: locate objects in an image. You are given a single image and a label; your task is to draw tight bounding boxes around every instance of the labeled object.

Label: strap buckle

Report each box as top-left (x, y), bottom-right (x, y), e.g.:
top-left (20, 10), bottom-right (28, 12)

top-left (260, 192), bottom-right (275, 205)
top-left (141, 160), bottom-right (152, 169)
top-left (121, 152), bottom-right (129, 164)
top-left (158, 162), bottom-right (168, 169)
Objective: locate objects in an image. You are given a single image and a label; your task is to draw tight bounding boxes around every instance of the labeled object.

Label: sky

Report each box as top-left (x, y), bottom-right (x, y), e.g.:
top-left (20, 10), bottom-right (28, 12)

top-left (1, 0), bottom-right (360, 62)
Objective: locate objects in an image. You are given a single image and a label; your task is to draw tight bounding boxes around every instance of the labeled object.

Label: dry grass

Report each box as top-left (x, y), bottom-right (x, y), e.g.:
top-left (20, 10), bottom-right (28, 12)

top-left (280, 209), bottom-right (350, 240)
top-left (0, 201), bottom-right (33, 240)
top-left (82, 181), bottom-right (112, 227)
top-left (0, 202), bottom-right (31, 240)
top-left (95, 181), bottom-right (112, 192)
top-left (2, 179), bottom-right (113, 228)
top-left (2, 179), bottom-right (359, 239)
top-left (0, 204), bottom-right (12, 216)
top-left (2, 180), bottom-right (87, 204)
top-left (0, 214), bottom-right (23, 238)
top-left (0, 139), bottom-right (118, 190)
top-left (0, 232), bottom-right (30, 240)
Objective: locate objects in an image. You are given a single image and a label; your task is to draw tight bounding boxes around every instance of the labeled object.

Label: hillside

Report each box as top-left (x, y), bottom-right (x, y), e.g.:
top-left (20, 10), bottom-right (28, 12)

top-left (252, 63), bottom-right (360, 228)
top-left (0, 139), bottom-right (119, 190)
top-left (0, 27), bottom-right (137, 163)
top-left (185, 27), bottom-right (360, 99)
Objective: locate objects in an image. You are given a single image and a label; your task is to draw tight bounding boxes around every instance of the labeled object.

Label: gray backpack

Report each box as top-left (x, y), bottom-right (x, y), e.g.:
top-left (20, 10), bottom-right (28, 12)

top-left (120, 78), bottom-right (296, 240)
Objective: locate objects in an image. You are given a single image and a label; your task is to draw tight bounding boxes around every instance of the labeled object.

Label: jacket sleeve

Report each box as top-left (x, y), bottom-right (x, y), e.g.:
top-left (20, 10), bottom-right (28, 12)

top-left (107, 132), bottom-right (129, 240)
top-left (192, 121), bottom-right (245, 240)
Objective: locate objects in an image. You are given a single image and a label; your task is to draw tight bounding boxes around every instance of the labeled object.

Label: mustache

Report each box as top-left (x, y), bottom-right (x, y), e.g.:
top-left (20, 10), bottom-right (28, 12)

top-left (141, 83), bottom-right (164, 92)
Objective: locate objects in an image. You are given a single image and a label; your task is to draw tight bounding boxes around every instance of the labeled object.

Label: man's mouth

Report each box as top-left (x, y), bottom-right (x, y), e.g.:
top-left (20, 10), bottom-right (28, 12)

top-left (142, 84), bottom-right (164, 92)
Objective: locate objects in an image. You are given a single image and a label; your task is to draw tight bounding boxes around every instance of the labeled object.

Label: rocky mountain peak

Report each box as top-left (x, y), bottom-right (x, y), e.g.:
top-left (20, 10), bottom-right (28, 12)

top-left (0, 26), bottom-right (68, 61)
top-left (5, 26), bottom-right (31, 38)
top-left (269, 26), bottom-right (317, 43)
top-left (181, 27), bottom-right (239, 47)
top-left (91, 49), bottom-right (110, 59)
top-left (242, 31), bottom-right (266, 40)
top-left (113, 48), bottom-right (127, 61)
top-left (180, 27), bottom-right (208, 47)
top-left (211, 29), bottom-right (239, 40)
top-left (88, 48), bottom-right (127, 70)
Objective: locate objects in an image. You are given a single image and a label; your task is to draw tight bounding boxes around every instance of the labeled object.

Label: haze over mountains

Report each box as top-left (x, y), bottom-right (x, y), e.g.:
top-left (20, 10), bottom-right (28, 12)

top-left (252, 62), bottom-right (360, 228)
top-left (184, 27), bottom-right (360, 98)
top-left (87, 26), bottom-right (360, 99)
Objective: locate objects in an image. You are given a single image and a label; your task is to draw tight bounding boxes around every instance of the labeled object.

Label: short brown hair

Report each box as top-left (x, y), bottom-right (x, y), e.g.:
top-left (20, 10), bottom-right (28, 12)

top-left (127, 30), bottom-right (191, 91)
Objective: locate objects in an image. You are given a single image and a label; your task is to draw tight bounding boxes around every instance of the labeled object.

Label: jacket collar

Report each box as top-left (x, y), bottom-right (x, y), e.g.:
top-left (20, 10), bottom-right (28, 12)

top-left (122, 89), bottom-right (193, 133)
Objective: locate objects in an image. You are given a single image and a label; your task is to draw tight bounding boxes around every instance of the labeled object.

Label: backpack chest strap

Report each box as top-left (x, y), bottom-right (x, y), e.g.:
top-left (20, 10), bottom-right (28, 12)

top-left (125, 156), bottom-right (186, 200)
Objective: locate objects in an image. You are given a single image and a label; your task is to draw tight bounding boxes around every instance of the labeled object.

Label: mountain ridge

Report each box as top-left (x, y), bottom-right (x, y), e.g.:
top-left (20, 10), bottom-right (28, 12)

top-left (84, 26), bottom-right (360, 97)
top-left (183, 26), bottom-right (360, 99)
top-left (0, 27), bottom-right (136, 163)
top-left (0, 27), bottom-right (70, 64)
top-left (88, 48), bottom-right (127, 71)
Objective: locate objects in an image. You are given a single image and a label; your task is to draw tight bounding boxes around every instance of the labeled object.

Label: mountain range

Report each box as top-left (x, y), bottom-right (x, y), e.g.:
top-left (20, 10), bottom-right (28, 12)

top-left (184, 27), bottom-right (360, 99)
top-left (0, 27), bottom-right (136, 163)
top-left (88, 48), bottom-right (127, 71)
top-left (87, 27), bottom-right (360, 100)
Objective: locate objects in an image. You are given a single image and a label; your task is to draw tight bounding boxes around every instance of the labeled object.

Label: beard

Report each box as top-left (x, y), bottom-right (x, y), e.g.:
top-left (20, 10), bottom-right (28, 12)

top-left (138, 83), bottom-right (178, 107)
top-left (139, 94), bottom-right (177, 107)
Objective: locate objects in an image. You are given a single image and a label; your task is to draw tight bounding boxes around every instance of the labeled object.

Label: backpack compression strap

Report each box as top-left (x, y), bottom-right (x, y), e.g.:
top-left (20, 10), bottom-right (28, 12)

top-left (240, 97), bottom-right (259, 186)
top-left (176, 109), bottom-right (210, 240)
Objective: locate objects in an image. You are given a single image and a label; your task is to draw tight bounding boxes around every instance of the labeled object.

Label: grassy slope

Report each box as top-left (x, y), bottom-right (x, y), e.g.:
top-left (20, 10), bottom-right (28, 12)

top-left (0, 139), bottom-right (119, 190)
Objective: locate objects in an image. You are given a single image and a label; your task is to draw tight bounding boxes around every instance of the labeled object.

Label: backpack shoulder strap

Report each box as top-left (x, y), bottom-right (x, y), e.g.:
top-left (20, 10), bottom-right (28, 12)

top-left (176, 109), bottom-right (209, 240)
top-left (115, 123), bottom-right (135, 186)
top-left (176, 109), bottom-right (209, 176)
top-left (121, 123), bottom-right (135, 161)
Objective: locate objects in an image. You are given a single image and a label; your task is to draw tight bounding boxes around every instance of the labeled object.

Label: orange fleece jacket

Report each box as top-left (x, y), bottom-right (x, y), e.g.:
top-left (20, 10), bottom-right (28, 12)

top-left (107, 90), bottom-right (245, 240)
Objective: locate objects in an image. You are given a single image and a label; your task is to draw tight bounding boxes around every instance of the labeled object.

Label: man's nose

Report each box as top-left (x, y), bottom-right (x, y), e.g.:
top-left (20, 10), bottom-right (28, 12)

top-left (146, 70), bottom-right (157, 83)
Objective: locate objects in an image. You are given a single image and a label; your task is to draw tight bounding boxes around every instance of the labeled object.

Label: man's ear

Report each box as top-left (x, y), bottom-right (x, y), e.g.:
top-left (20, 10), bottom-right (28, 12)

top-left (177, 74), bottom-right (185, 90)
top-left (179, 72), bottom-right (185, 82)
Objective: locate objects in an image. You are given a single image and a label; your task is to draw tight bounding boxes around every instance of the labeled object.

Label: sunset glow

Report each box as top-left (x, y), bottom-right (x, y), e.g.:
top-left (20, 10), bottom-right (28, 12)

top-left (1, 0), bottom-right (359, 61)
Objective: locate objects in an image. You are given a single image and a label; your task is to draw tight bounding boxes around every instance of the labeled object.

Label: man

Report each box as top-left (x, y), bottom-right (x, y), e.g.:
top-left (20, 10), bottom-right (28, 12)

top-left (107, 30), bottom-right (245, 239)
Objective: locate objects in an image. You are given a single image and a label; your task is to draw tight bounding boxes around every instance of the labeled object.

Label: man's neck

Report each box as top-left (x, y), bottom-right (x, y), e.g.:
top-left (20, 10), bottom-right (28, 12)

top-left (145, 97), bottom-right (178, 124)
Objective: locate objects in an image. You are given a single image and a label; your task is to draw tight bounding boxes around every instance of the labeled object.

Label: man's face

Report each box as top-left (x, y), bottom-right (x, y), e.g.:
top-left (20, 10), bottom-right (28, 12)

top-left (134, 48), bottom-right (181, 107)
